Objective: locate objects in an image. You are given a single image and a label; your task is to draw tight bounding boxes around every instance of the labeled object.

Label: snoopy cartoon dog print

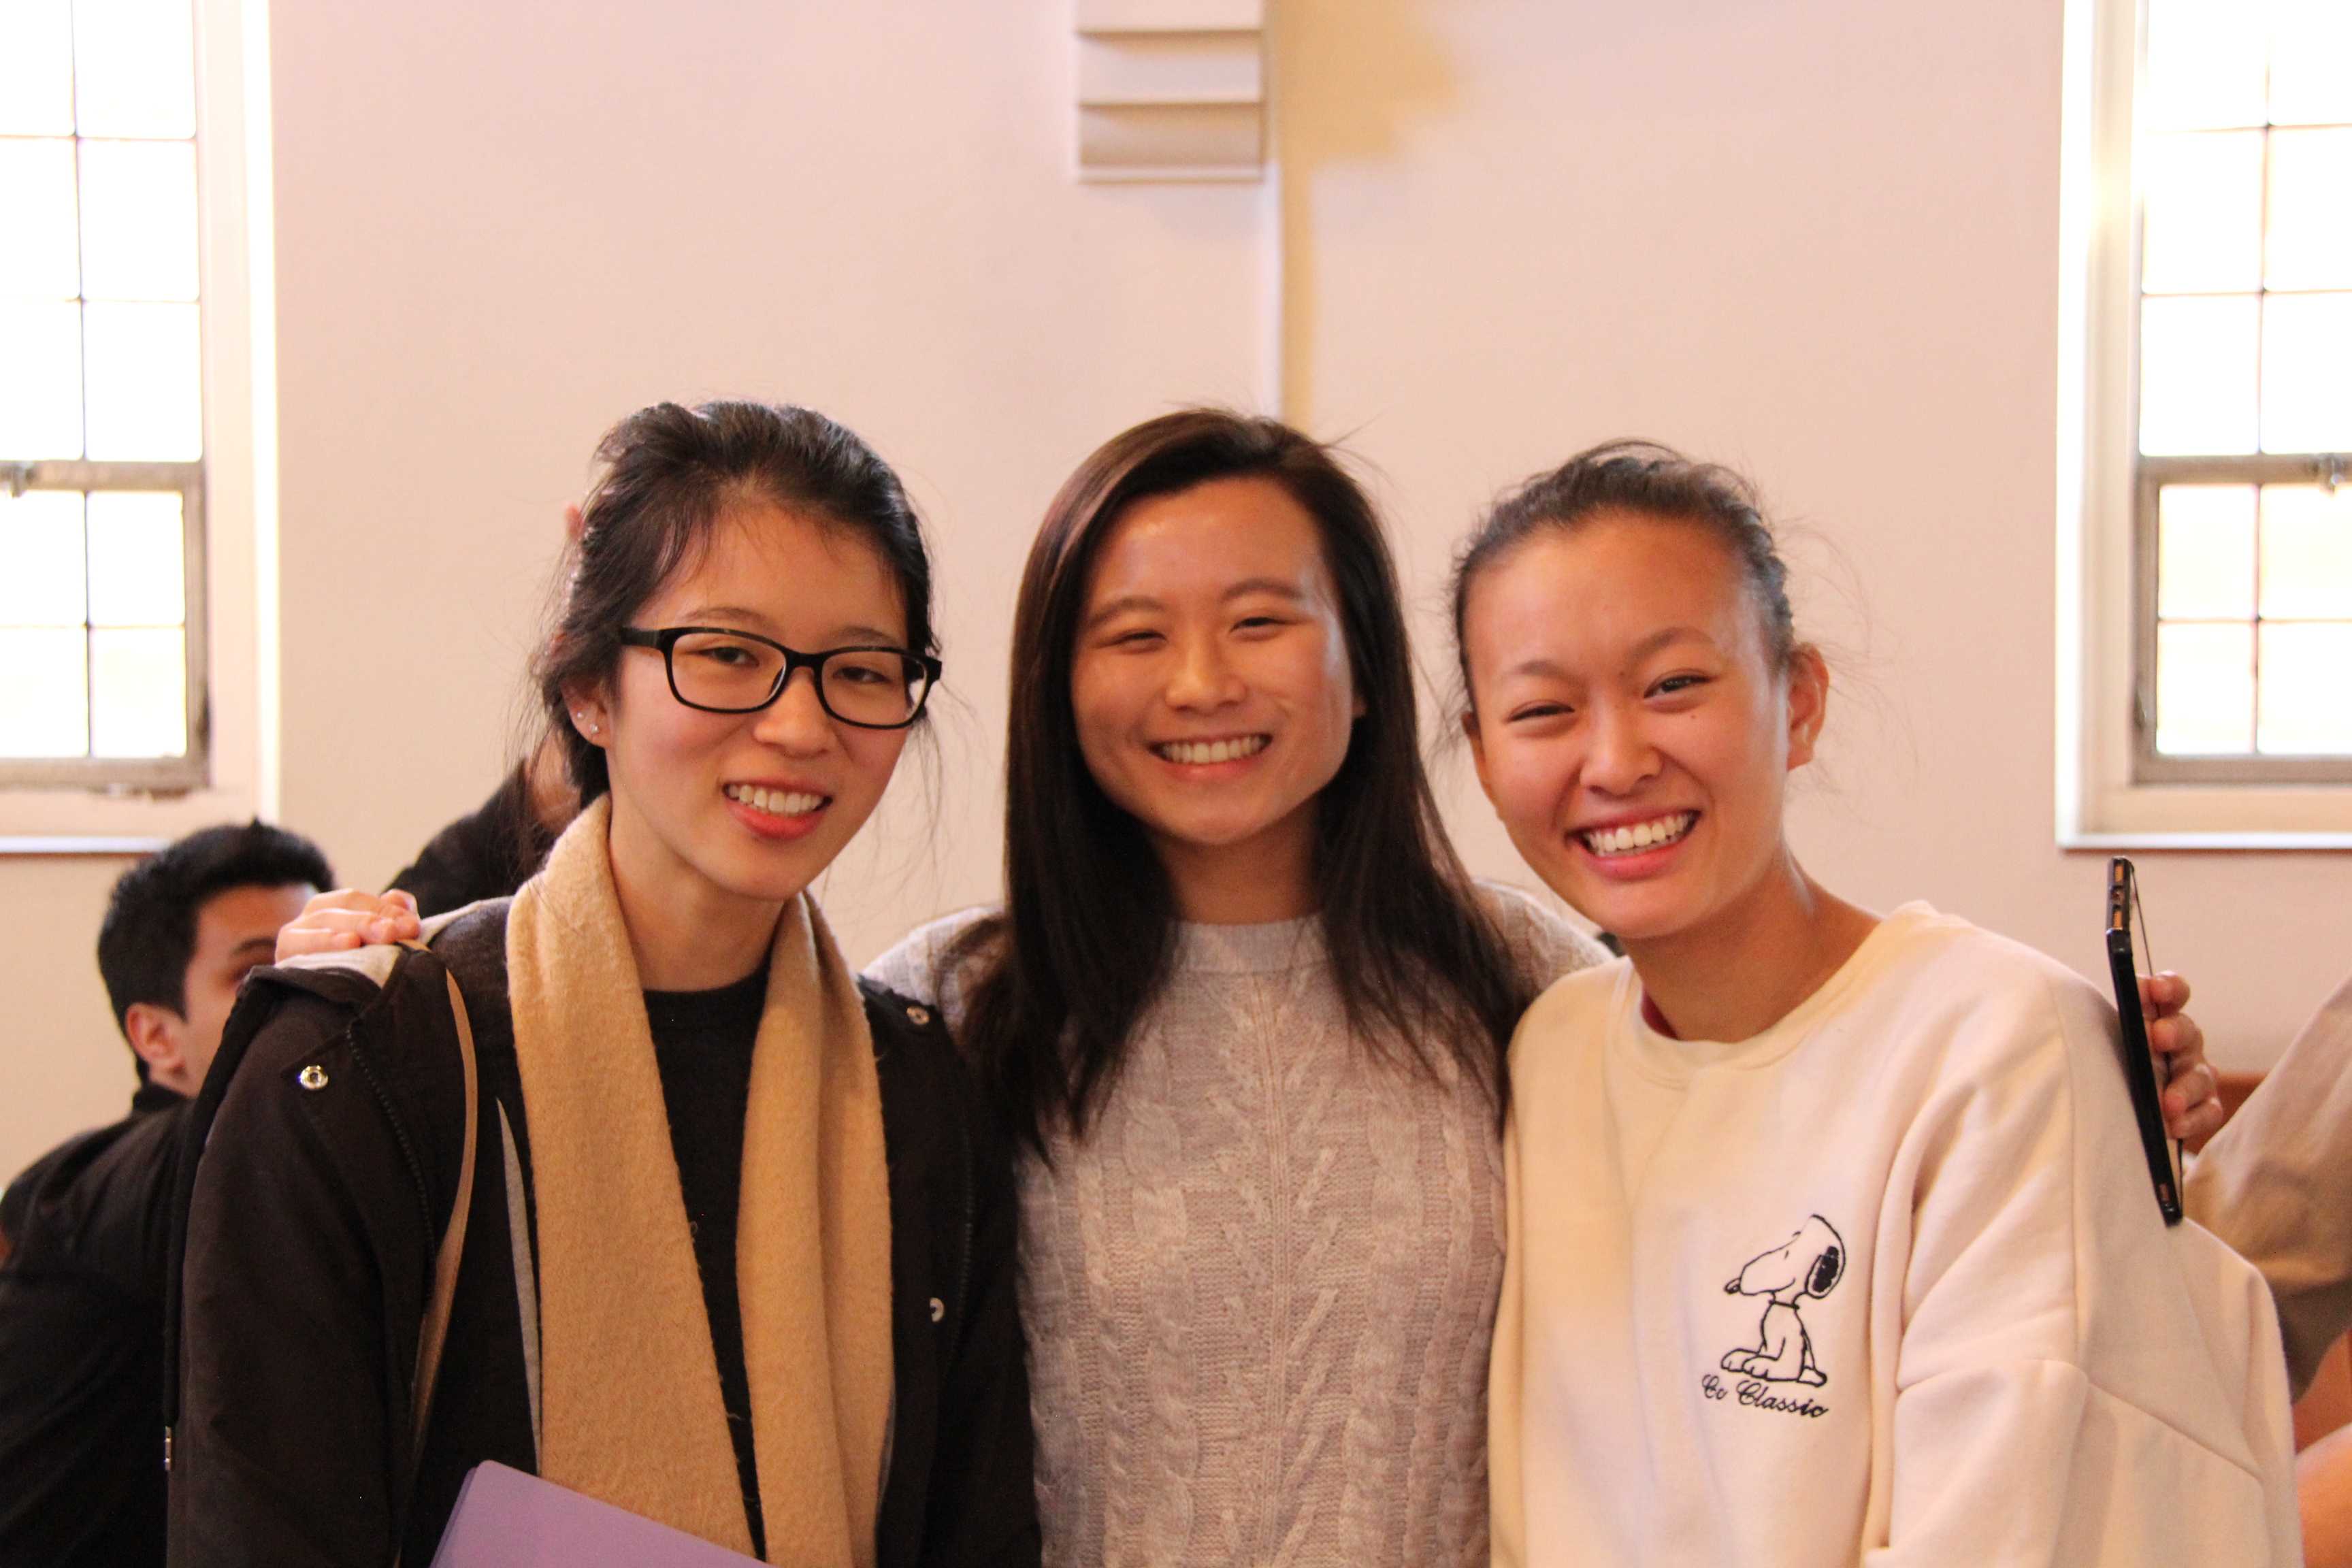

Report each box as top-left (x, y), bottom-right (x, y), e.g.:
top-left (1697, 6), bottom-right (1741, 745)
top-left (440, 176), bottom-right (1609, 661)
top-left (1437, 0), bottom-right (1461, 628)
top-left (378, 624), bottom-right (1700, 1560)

top-left (1720, 1215), bottom-right (1846, 1387)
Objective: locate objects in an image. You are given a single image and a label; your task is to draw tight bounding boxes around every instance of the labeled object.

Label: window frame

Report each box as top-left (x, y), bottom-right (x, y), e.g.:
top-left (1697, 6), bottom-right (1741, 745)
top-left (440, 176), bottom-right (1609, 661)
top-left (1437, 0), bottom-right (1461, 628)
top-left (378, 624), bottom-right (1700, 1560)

top-left (2059, 0), bottom-right (2352, 847)
top-left (0, 0), bottom-right (274, 851)
top-left (0, 459), bottom-right (210, 794)
top-left (2131, 453), bottom-right (2352, 787)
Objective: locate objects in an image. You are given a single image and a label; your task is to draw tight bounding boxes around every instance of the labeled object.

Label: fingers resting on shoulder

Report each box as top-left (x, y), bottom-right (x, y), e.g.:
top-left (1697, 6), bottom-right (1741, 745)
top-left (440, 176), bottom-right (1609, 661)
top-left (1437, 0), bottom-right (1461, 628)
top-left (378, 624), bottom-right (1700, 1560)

top-left (274, 887), bottom-right (423, 962)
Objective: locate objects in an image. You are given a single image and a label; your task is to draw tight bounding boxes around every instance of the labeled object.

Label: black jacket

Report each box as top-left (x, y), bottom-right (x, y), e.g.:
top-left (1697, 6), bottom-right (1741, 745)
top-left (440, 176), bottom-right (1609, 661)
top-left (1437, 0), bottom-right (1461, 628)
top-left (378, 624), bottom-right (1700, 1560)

top-left (164, 902), bottom-right (1037, 1567)
top-left (0, 1082), bottom-right (186, 1568)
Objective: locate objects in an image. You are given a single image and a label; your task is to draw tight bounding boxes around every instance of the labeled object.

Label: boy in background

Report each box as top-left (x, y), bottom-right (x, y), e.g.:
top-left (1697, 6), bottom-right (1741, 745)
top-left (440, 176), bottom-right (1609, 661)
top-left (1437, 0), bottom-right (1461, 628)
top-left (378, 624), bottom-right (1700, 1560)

top-left (0, 822), bottom-right (330, 1568)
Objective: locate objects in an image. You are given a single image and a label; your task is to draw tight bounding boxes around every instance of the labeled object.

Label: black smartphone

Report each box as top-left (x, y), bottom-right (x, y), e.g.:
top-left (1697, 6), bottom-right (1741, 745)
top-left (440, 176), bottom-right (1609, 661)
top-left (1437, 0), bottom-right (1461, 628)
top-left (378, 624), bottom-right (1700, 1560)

top-left (2105, 858), bottom-right (2182, 1225)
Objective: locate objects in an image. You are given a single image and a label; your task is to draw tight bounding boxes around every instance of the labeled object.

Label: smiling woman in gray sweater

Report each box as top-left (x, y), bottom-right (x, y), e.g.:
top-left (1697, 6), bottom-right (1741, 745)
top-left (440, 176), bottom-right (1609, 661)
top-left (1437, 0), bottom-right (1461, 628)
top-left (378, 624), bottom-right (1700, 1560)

top-left (870, 410), bottom-right (1605, 1568)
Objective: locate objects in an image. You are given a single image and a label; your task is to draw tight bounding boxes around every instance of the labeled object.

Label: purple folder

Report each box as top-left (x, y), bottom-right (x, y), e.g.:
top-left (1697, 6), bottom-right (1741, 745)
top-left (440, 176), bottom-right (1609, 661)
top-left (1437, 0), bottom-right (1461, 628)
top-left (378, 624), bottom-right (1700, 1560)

top-left (429, 1462), bottom-right (763, 1566)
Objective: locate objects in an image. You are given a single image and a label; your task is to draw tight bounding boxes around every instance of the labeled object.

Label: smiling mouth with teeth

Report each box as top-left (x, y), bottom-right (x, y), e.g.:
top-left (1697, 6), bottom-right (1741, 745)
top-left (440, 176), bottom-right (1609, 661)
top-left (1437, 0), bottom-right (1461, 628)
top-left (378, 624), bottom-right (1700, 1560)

top-left (1152, 735), bottom-right (1270, 766)
top-left (724, 783), bottom-right (828, 817)
top-left (1579, 811), bottom-right (1697, 857)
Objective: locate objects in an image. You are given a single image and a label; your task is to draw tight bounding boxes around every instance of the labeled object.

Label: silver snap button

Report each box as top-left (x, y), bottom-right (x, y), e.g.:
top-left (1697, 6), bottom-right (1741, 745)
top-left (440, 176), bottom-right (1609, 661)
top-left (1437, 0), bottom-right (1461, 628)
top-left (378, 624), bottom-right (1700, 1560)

top-left (928, 1297), bottom-right (945, 1324)
top-left (297, 1064), bottom-right (329, 1091)
top-left (906, 1004), bottom-right (932, 1027)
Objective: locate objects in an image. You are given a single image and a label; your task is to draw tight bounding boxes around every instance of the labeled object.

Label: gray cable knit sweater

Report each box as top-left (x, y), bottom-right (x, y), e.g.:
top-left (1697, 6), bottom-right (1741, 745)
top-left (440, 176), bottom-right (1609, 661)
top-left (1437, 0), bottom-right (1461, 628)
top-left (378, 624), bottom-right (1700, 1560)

top-left (865, 885), bottom-right (1607, 1568)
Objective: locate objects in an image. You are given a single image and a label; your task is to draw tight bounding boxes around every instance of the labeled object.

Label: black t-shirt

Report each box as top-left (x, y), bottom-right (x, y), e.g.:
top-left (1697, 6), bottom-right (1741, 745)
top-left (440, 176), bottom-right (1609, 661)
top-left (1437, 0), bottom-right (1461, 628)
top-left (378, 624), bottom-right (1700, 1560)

top-left (0, 1082), bottom-right (186, 1568)
top-left (644, 968), bottom-right (768, 1561)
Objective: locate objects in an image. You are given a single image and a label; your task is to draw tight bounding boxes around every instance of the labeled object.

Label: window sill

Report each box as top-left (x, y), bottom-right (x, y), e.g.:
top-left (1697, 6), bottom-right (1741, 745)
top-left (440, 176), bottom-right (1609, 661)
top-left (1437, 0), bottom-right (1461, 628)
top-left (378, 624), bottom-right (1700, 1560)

top-left (2063, 830), bottom-right (2352, 852)
top-left (0, 782), bottom-right (260, 854)
top-left (0, 835), bottom-right (172, 857)
top-left (2063, 779), bottom-right (2352, 851)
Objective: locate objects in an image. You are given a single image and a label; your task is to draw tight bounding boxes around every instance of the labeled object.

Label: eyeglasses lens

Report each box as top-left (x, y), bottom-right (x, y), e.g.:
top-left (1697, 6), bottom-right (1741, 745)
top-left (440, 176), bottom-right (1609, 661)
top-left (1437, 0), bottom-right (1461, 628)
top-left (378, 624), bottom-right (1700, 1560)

top-left (667, 632), bottom-right (928, 725)
top-left (820, 649), bottom-right (929, 726)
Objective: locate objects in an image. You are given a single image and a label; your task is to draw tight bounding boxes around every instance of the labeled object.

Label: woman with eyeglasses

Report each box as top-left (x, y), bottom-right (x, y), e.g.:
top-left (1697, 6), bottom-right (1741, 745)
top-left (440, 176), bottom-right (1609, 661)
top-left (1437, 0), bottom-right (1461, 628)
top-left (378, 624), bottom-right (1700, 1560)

top-left (167, 402), bottom-right (1040, 1568)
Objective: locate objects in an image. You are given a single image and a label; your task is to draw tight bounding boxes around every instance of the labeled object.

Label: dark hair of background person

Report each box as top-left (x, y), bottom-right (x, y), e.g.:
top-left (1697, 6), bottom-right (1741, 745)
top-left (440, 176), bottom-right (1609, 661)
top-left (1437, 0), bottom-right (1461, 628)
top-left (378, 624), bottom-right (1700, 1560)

top-left (954, 408), bottom-right (1534, 1156)
top-left (1450, 439), bottom-right (1799, 702)
top-left (95, 821), bottom-right (334, 1076)
top-left (534, 399), bottom-right (939, 804)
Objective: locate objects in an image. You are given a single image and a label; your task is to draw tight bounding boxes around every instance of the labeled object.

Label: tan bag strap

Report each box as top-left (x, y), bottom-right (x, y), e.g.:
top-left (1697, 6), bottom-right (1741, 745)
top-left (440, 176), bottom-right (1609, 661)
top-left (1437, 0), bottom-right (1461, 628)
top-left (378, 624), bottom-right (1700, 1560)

top-left (393, 938), bottom-right (479, 1567)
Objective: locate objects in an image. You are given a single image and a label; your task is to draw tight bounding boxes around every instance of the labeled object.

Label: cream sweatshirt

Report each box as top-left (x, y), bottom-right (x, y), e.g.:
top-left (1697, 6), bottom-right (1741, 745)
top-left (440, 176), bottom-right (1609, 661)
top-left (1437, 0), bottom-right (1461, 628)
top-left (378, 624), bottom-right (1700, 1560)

top-left (1489, 903), bottom-right (2299, 1567)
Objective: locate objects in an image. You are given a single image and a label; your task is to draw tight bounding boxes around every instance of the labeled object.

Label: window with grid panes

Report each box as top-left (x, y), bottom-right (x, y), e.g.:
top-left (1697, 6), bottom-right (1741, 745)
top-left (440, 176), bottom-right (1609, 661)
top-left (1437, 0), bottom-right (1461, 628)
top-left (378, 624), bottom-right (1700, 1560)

top-left (0, 0), bottom-right (207, 791)
top-left (2134, 0), bottom-right (2352, 782)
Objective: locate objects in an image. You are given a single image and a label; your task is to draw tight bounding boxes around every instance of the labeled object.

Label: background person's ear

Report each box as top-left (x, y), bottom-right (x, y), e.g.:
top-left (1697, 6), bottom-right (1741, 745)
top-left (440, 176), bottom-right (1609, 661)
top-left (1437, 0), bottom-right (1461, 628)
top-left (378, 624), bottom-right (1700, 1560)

top-left (123, 1001), bottom-right (191, 1085)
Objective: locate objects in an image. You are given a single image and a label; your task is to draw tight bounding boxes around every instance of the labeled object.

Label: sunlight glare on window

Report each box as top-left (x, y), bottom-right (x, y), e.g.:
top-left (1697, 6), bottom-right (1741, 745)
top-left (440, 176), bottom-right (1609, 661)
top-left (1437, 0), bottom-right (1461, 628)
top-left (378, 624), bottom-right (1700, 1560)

top-left (2266, 130), bottom-right (2352, 291)
top-left (2157, 485), bottom-right (2257, 620)
top-left (0, 1), bottom-right (76, 136)
top-left (2259, 485), bottom-right (2352, 621)
top-left (0, 140), bottom-right (82, 299)
top-left (2268, 0), bottom-right (2352, 127)
top-left (86, 493), bottom-right (187, 627)
top-left (0, 301), bottom-right (87, 459)
top-left (2143, 0), bottom-right (2269, 131)
top-left (2259, 294), bottom-right (2352, 455)
top-left (82, 302), bottom-right (203, 460)
top-left (0, 630), bottom-right (90, 759)
top-left (79, 140), bottom-right (201, 302)
top-left (88, 627), bottom-right (185, 757)
top-left (2139, 295), bottom-right (2259, 455)
top-left (2141, 131), bottom-right (2263, 295)
top-left (2155, 621), bottom-right (2257, 755)
top-left (0, 492), bottom-right (88, 627)
top-left (71, 0), bottom-right (196, 140)
top-left (2257, 625), bottom-right (2352, 754)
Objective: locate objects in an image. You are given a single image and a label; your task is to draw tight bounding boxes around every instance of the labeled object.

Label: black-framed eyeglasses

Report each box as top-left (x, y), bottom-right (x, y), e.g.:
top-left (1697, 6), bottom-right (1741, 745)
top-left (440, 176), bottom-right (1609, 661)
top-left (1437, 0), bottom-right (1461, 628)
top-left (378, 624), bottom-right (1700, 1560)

top-left (618, 626), bottom-right (942, 730)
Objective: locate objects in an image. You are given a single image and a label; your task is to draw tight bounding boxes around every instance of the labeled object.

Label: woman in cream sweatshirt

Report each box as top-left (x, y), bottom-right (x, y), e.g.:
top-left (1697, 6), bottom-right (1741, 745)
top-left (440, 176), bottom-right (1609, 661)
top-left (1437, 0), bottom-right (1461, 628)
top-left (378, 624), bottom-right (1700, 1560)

top-left (1454, 441), bottom-right (2297, 1566)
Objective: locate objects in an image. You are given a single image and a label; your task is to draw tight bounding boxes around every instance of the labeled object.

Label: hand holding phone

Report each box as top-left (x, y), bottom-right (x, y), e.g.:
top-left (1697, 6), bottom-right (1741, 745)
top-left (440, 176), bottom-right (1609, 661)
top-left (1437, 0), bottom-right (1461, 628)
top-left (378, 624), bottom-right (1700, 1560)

top-left (2106, 858), bottom-right (2183, 1225)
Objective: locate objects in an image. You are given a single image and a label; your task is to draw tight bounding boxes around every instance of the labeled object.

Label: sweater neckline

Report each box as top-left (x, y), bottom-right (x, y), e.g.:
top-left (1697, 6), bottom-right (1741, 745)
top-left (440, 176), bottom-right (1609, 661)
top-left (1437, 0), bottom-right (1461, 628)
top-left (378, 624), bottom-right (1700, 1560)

top-left (1617, 901), bottom-right (1935, 1082)
top-left (1171, 913), bottom-right (1327, 975)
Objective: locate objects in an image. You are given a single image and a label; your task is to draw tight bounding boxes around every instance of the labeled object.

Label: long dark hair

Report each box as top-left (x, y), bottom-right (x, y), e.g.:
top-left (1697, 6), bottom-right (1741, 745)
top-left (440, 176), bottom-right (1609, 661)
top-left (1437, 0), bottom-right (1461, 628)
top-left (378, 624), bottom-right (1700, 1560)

top-left (957, 409), bottom-right (1531, 1154)
top-left (534, 399), bottom-right (936, 802)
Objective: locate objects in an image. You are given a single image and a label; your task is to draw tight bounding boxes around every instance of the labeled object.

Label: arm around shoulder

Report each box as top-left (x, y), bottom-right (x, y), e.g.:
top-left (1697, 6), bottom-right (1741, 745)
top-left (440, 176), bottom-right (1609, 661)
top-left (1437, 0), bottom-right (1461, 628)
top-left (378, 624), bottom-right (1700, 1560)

top-left (864, 905), bottom-right (1002, 1032)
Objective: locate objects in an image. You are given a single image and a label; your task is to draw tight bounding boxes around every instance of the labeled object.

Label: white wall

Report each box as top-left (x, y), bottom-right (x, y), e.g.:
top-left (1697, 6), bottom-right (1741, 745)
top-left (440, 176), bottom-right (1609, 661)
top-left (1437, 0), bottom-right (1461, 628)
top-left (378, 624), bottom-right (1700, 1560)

top-left (3, 0), bottom-right (2345, 1177)
top-left (1269, 0), bottom-right (2347, 1066)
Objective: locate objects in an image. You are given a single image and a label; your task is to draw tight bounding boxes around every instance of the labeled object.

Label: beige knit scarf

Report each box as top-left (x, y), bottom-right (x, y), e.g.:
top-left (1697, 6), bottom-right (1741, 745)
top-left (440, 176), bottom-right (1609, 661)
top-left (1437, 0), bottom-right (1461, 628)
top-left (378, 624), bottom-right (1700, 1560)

top-left (506, 798), bottom-right (893, 1566)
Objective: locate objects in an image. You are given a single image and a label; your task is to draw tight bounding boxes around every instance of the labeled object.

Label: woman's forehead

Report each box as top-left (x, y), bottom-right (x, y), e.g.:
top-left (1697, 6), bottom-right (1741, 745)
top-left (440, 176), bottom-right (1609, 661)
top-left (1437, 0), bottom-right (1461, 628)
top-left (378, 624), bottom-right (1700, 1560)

top-left (1088, 476), bottom-right (1331, 599)
top-left (648, 502), bottom-right (908, 636)
top-left (1468, 517), bottom-right (1756, 663)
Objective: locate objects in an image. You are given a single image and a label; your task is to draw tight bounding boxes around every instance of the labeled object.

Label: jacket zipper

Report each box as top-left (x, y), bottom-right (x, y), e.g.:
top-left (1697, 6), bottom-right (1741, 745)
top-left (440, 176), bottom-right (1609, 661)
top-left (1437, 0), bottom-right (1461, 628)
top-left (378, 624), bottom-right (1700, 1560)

top-left (345, 1024), bottom-right (436, 1237)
